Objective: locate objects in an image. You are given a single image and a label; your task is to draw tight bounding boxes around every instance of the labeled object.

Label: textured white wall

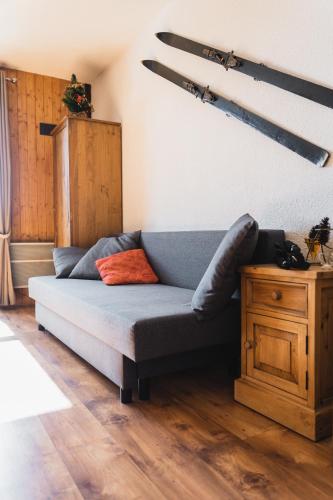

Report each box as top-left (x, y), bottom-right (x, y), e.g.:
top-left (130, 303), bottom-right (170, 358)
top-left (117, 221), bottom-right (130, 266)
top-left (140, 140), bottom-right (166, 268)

top-left (93, 0), bottom-right (333, 248)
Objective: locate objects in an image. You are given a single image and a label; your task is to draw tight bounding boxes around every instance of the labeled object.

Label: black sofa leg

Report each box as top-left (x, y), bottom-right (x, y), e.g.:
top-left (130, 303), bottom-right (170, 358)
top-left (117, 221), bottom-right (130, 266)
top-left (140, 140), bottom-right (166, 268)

top-left (38, 323), bottom-right (46, 332)
top-left (120, 388), bottom-right (132, 404)
top-left (138, 378), bottom-right (150, 401)
top-left (228, 354), bottom-right (241, 378)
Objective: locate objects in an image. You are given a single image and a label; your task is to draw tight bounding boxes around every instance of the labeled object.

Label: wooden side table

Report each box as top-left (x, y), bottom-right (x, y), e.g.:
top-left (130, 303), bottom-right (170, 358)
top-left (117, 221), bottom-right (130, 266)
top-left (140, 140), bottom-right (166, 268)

top-left (234, 264), bottom-right (333, 441)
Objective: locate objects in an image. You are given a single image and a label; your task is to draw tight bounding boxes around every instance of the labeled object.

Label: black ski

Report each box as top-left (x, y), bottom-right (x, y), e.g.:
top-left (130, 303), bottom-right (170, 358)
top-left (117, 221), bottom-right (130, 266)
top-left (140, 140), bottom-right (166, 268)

top-left (156, 32), bottom-right (333, 110)
top-left (142, 60), bottom-right (329, 167)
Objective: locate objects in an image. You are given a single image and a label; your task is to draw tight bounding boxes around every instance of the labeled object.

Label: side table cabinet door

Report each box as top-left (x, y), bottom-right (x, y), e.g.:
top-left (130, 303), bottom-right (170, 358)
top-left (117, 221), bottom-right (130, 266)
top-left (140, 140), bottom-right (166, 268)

top-left (246, 313), bottom-right (308, 399)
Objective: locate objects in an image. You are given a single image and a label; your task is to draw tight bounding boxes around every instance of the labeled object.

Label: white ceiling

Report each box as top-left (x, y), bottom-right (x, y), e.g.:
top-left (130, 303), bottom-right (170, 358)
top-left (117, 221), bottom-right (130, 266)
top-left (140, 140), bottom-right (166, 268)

top-left (0, 0), bottom-right (169, 82)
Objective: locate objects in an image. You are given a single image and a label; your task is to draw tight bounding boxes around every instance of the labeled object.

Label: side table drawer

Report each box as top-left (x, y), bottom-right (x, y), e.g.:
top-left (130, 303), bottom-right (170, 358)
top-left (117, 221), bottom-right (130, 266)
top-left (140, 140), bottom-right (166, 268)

top-left (246, 278), bottom-right (308, 318)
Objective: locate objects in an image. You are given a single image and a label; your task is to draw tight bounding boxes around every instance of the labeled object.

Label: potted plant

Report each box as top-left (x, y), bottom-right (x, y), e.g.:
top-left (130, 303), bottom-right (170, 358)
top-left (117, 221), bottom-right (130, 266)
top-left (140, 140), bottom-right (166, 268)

top-left (305, 217), bottom-right (331, 263)
top-left (62, 74), bottom-right (94, 118)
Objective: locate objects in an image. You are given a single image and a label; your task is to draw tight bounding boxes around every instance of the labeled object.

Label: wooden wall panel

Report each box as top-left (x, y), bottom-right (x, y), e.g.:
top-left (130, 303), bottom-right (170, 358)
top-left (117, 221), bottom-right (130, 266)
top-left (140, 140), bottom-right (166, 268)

top-left (6, 69), bottom-right (69, 242)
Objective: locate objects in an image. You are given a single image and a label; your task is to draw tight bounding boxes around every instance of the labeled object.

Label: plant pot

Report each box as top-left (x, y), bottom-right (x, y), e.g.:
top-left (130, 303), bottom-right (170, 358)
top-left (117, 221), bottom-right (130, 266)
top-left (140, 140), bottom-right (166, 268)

top-left (69, 111), bottom-right (89, 118)
top-left (305, 238), bottom-right (321, 264)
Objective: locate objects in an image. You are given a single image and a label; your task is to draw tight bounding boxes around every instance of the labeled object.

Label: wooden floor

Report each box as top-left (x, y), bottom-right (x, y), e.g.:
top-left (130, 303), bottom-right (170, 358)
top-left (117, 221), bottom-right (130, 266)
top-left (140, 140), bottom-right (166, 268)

top-left (1, 308), bottom-right (333, 500)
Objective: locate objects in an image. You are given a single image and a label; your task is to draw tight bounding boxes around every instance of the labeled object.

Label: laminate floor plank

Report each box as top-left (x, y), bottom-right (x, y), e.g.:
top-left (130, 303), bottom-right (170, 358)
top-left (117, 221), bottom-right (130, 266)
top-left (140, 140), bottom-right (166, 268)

top-left (58, 440), bottom-right (166, 500)
top-left (87, 397), bottom-right (241, 500)
top-left (156, 371), bottom-right (279, 440)
top-left (0, 417), bottom-right (83, 500)
top-left (137, 395), bottom-right (300, 500)
top-left (1, 306), bottom-right (333, 500)
top-left (244, 427), bottom-right (333, 498)
top-left (33, 332), bottom-right (115, 403)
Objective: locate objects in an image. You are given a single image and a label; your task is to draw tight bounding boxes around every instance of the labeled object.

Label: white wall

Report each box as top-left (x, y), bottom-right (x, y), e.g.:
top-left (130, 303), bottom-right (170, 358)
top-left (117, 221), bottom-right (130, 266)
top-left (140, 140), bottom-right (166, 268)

top-left (93, 0), bottom-right (333, 248)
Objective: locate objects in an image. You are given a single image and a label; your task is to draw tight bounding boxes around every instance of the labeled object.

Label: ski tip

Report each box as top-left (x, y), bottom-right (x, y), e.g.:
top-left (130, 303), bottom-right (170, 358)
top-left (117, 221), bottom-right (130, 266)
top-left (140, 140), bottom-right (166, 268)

top-left (142, 60), bottom-right (168, 74)
top-left (141, 59), bottom-right (153, 69)
top-left (317, 150), bottom-right (330, 168)
top-left (142, 60), bottom-right (154, 71)
top-left (155, 32), bottom-right (168, 42)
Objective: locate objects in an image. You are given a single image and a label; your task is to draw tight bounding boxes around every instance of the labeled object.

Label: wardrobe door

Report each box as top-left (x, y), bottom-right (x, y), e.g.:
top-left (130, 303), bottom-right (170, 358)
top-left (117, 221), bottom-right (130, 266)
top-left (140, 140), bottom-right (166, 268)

top-left (53, 122), bottom-right (71, 247)
top-left (69, 118), bottom-right (122, 248)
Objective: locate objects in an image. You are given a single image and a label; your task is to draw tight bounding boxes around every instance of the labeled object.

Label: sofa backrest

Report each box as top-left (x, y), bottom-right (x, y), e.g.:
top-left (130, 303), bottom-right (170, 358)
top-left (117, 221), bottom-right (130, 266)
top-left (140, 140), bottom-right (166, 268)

top-left (141, 230), bottom-right (285, 290)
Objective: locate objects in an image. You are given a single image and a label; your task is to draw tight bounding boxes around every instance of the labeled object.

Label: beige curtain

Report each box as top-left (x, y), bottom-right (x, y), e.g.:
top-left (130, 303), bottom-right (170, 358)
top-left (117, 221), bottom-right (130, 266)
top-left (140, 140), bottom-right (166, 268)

top-left (0, 71), bottom-right (15, 305)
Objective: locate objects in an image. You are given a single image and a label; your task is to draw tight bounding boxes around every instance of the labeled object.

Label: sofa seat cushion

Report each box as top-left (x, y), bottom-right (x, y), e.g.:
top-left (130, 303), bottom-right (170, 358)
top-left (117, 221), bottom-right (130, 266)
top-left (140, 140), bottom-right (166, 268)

top-left (29, 276), bottom-right (240, 362)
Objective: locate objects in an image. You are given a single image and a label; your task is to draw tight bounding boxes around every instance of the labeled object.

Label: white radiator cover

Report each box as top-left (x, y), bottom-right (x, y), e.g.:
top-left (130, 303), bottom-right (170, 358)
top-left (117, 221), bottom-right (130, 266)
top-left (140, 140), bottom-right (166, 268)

top-left (10, 242), bottom-right (55, 288)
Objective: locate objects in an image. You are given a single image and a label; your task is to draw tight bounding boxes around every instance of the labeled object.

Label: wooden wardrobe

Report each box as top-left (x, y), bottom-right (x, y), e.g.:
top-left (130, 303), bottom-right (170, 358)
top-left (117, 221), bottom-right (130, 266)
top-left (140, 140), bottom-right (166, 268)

top-left (52, 116), bottom-right (122, 248)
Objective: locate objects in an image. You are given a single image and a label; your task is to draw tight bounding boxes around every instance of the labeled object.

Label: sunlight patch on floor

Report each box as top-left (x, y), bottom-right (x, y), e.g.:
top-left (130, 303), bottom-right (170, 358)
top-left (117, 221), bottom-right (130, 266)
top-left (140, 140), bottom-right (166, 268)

top-left (0, 340), bottom-right (71, 423)
top-left (0, 320), bottom-right (15, 340)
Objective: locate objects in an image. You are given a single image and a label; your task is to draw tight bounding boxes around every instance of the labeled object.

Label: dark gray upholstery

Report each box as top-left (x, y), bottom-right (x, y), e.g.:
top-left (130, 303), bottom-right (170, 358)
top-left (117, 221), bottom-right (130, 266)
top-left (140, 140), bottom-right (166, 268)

top-left (192, 214), bottom-right (259, 317)
top-left (251, 230), bottom-right (284, 264)
top-left (53, 247), bottom-right (88, 278)
top-left (69, 231), bottom-right (141, 280)
top-left (35, 303), bottom-right (137, 389)
top-left (29, 276), bottom-right (240, 362)
top-left (29, 228), bottom-right (285, 399)
top-left (141, 229), bottom-right (285, 289)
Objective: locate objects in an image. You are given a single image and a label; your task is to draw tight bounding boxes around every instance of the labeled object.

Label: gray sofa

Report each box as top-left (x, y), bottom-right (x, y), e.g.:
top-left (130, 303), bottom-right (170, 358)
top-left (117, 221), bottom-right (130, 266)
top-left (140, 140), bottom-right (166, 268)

top-left (29, 229), bottom-right (284, 403)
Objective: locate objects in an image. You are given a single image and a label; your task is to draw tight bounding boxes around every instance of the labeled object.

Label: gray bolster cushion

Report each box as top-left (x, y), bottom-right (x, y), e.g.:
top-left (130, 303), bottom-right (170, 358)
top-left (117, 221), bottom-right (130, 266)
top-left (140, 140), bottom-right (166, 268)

top-left (53, 247), bottom-right (88, 278)
top-left (69, 231), bottom-right (141, 280)
top-left (191, 214), bottom-right (259, 318)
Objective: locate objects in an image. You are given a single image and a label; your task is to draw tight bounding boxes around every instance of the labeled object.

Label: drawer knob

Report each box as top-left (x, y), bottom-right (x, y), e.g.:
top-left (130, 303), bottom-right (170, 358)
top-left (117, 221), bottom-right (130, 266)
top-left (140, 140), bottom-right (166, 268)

top-left (272, 290), bottom-right (282, 301)
top-left (245, 341), bottom-right (253, 350)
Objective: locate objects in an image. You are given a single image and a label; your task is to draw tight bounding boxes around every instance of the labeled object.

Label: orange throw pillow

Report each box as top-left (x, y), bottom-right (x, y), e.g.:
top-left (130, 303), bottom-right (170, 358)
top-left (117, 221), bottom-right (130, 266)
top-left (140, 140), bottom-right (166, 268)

top-left (96, 249), bottom-right (159, 285)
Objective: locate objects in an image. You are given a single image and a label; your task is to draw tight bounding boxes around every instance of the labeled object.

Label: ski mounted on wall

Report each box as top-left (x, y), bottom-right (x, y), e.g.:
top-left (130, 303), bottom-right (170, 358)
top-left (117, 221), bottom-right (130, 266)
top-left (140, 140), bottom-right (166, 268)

top-left (156, 32), bottom-right (333, 110)
top-left (142, 60), bottom-right (329, 167)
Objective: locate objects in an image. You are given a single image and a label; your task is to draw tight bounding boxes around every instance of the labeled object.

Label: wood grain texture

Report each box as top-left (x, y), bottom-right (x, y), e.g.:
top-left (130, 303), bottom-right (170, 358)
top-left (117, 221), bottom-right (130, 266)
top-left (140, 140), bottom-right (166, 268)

top-left (236, 264), bottom-right (333, 441)
top-left (320, 286), bottom-right (333, 403)
top-left (53, 121), bottom-right (71, 247)
top-left (241, 263), bottom-right (333, 280)
top-left (13, 288), bottom-right (34, 306)
top-left (247, 313), bottom-right (307, 399)
top-left (246, 278), bottom-right (308, 318)
top-left (52, 117), bottom-right (122, 248)
top-left (0, 307), bottom-right (333, 499)
top-left (6, 69), bottom-right (69, 242)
